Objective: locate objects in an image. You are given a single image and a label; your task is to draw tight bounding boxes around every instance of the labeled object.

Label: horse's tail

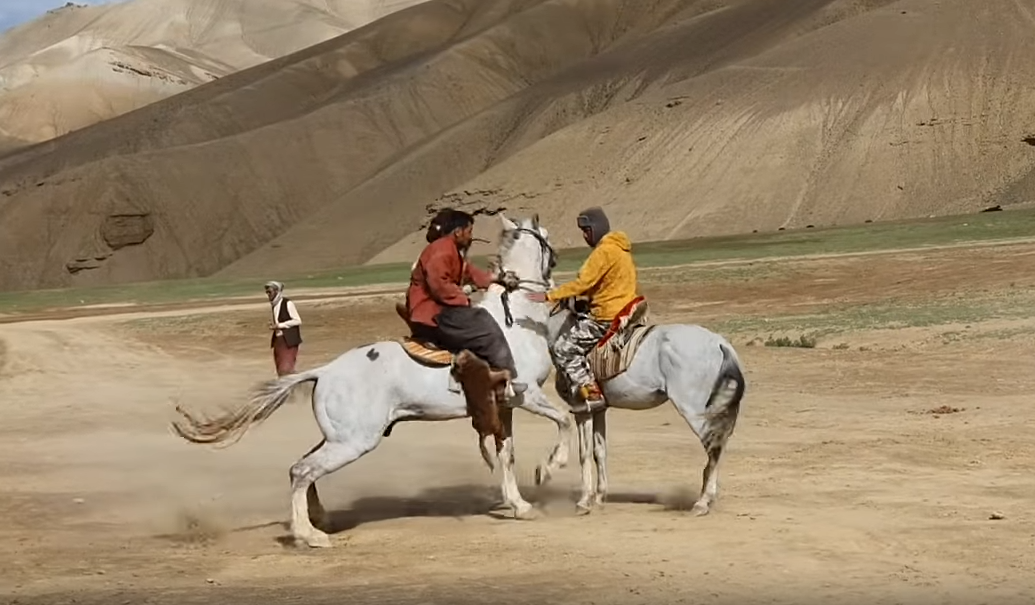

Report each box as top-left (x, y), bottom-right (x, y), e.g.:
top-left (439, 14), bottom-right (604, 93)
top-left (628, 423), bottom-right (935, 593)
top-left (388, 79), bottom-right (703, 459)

top-left (171, 368), bottom-right (323, 449)
top-left (700, 342), bottom-right (746, 454)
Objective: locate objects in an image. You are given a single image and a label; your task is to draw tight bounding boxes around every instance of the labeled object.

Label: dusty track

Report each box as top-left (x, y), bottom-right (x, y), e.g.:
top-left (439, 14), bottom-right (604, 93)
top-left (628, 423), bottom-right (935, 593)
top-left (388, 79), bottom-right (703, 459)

top-left (1, 242), bottom-right (1035, 604)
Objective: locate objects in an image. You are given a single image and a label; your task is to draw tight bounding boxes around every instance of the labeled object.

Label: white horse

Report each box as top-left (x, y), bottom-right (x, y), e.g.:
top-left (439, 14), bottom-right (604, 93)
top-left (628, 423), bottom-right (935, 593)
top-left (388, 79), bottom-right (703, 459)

top-left (172, 213), bottom-right (570, 548)
top-left (537, 296), bottom-right (747, 516)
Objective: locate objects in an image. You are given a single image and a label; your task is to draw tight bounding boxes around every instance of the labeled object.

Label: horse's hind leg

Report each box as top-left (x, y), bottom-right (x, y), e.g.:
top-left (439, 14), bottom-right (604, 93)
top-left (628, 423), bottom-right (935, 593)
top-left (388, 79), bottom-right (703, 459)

top-left (289, 436), bottom-right (380, 548)
top-left (694, 438), bottom-right (726, 516)
top-left (591, 409), bottom-right (608, 507)
top-left (296, 440), bottom-right (329, 530)
top-left (498, 407), bottom-right (536, 520)
top-left (670, 386), bottom-right (733, 517)
top-left (307, 484), bottom-right (326, 529)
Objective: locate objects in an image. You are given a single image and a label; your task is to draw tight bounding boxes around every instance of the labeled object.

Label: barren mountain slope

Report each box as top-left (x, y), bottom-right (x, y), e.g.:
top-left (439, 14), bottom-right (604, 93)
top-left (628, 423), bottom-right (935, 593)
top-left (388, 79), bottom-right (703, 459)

top-left (229, 0), bottom-right (862, 275)
top-left (0, 133), bottom-right (22, 153)
top-left (1, 0), bottom-right (1033, 293)
top-left (0, 0), bottom-right (475, 177)
top-left (239, 0), bottom-right (1035, 272)
top-left (0, 0), bottom-right (724, 291)
top-left (0, 0), bottom-right (425, 144)
top-left (367, 0), bottom-right (1035, 259)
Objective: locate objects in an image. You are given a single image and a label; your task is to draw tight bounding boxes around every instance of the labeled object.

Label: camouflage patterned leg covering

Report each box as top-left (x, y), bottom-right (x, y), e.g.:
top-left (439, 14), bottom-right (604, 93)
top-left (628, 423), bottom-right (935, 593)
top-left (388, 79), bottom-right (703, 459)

top-left (553, 316), bottom-right (609, 399)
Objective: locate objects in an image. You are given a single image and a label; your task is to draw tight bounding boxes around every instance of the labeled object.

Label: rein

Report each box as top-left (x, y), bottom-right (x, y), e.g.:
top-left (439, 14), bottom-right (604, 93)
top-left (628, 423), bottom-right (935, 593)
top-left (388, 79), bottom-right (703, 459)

top-left (496, 226), bottom-right (557, 328)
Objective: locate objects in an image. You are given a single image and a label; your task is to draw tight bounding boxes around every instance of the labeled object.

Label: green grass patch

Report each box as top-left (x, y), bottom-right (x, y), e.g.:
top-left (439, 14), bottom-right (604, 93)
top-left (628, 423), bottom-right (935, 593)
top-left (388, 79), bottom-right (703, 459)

top-left (641, 262), bottom-right (781, 285)
top-left (711, 289), bottom-right (1035, 338)
top-left (943, 325), bottom-right (1035, 343)
top-left (0, 262), bottom-right (412, 315)
top-left (125, 314), bottom-right (238, 333)
top-left (2, 208), bottom-right (1034, 315)
top-left (619, 206), bottom-right (1035, 270)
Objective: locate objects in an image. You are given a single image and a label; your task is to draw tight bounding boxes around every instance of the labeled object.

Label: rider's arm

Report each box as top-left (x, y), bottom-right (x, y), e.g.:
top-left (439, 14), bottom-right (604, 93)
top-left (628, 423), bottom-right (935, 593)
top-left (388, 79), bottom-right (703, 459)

top-left (423, 251), bottom-right (471, 307)
top-left (546, 247), bottom-right (610, 302)
top-left (464, 263), bottom-right (496, 290)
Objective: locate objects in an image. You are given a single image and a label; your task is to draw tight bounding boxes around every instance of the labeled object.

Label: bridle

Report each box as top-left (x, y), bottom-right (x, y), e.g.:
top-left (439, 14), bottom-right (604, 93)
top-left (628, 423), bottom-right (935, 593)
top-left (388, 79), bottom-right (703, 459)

top-left (505, 228), bottom-right (580, 320)
top-left (497, 226), bottom-right (558, 327)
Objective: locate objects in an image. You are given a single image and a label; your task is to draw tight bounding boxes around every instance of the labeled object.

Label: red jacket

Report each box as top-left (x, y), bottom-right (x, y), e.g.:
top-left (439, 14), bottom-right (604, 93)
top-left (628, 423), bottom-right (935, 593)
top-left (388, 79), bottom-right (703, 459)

top-left (407, 236), bottom-right (495, 327)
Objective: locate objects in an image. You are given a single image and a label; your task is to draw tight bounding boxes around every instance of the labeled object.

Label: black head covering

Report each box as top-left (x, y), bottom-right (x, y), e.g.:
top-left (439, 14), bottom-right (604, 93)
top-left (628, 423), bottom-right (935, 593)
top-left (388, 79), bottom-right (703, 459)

top-left (425, 209), bottom-right (474, 243)
top-left (576, 206), bottom-right (610, 247)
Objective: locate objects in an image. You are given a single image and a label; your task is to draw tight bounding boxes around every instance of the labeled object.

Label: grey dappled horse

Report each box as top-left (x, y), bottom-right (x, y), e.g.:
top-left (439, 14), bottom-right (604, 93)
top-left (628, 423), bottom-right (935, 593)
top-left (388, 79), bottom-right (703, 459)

top-left (539, 297), bottom-right (746, 516)
top-left (172, 214), bottom-right (571, 548)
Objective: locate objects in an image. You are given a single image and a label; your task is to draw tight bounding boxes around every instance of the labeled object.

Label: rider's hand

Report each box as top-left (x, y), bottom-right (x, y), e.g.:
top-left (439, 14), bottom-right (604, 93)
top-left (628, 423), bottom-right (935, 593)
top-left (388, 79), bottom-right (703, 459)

top-left (526, 292), bottom-right (548, 303)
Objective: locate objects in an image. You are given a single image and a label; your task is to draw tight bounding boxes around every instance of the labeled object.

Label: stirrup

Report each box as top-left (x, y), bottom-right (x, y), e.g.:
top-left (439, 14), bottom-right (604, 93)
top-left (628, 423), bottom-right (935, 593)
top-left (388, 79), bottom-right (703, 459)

top-left (573, 384), bottom-right (606, 413)
top-left (505, 381), bottom-right (528, 398)
top-left (578, 384), bottom-right (603, 401)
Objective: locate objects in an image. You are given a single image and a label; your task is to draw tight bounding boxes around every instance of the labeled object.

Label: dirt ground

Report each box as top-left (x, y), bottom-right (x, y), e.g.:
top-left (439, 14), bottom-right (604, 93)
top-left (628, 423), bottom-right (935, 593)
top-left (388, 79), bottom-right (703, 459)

top-left (2, 242), bottom-right (1035, 605)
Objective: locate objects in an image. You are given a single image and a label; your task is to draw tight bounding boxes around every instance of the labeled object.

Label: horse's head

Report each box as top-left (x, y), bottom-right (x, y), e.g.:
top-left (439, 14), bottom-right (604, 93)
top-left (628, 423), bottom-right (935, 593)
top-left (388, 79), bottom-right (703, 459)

top-left (496, 212), bottom-right (557, 292)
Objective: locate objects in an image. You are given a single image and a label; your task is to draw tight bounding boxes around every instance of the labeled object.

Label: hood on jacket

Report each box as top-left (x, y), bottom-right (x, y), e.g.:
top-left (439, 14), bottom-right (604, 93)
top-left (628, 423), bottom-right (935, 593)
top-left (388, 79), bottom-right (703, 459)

top-left (598, 230), bottom-right (631, 252)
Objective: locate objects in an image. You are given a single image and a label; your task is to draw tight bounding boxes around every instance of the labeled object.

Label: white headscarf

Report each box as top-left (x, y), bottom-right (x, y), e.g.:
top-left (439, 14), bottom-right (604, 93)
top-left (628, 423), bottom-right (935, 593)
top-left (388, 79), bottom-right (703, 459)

top-left (265, 280), bottom-right (284, 308)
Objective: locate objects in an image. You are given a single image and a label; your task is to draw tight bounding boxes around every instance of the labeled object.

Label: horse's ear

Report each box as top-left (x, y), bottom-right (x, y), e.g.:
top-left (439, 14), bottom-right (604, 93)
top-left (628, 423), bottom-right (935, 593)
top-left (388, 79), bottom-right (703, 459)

top-left (531, 213), bottom-right (540, 229)
top-left (499, 212), bottom-right (518, 230)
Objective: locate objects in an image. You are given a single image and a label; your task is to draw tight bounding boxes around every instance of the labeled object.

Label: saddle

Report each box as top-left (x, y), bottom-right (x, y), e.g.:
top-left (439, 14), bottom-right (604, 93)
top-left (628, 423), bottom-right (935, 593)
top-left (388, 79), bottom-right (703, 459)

top-left (394, 300), bottom-right (508, 470)
top-left (395, 301), bottom-right (454, 366)
top-left (587, 296), bottom-right (656, 383)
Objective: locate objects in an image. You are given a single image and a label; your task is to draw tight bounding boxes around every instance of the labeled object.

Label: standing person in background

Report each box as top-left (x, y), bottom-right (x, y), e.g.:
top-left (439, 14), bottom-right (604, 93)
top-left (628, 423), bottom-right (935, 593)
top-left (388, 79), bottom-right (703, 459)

top-left (265, 281), bottom-right (303, 376)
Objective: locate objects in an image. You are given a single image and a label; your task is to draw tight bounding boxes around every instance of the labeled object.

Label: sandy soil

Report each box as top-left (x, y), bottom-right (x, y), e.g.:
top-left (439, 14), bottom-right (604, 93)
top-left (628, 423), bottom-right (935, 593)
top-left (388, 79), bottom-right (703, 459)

top-left (1, 242), bottom-right (1034, 604)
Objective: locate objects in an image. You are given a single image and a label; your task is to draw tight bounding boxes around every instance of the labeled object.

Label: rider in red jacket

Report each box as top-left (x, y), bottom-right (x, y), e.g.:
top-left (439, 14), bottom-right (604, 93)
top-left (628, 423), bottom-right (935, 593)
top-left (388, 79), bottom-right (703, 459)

top-left (406, 209), bottom-right (527, 394)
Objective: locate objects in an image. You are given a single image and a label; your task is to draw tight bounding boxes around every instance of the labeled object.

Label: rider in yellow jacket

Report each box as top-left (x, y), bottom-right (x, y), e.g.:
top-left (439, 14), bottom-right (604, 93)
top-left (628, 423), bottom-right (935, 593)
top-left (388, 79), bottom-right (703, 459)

top-left (529, 206), bottom-right (639, 409)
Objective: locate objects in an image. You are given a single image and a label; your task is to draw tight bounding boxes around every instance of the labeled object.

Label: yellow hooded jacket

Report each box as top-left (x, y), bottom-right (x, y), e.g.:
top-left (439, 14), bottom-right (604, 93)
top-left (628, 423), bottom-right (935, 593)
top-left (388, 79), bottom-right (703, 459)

top-left (546, 231), bottom-right (638, 322)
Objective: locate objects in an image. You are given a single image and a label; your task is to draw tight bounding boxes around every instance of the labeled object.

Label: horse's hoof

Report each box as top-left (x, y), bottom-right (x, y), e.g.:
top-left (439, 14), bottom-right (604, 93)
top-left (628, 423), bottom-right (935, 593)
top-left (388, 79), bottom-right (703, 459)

top-left (534, 464), bottom-right (551, 486)
top-left (514, 504), bottom-right (538, 521)
top-left (575, 502), bottom-right (593, 516)
top-left (691, 502), bottom-right (710, 517)
top-left (301, 530), bottom-right (333, 548)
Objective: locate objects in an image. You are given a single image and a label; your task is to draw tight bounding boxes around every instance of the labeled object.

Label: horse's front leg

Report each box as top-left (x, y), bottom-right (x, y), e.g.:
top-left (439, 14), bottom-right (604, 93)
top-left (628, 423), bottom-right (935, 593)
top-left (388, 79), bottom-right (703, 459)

top-left (515, 387), bottom-right (572, 486)
top-left (574, 412), bottom-right (595, 515)
top-left (497, 406), bottom-right (536, 520)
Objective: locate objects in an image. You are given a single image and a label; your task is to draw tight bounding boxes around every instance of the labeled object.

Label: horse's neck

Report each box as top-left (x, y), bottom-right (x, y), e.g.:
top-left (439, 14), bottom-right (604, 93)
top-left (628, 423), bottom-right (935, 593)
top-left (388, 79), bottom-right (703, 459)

top-left (478, 285), bottom-right (549, 329)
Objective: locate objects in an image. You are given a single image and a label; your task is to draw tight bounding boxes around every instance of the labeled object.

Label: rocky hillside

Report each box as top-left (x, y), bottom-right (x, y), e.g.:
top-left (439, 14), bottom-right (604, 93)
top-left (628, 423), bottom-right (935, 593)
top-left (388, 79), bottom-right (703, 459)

top-left (0, 0), bottom-right (425, 145)
top-left (1, 0), bottom-right (1033, 292)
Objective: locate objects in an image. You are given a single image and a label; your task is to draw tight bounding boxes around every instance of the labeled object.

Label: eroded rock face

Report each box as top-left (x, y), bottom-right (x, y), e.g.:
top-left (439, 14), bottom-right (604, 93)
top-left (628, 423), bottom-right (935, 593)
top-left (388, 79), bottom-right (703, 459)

top-left (100, 213), bottom-right (154, 250)
top-left (65, 253), bottom-right (110, 274)
top-left (64, 210), bottom-right (154, 276)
